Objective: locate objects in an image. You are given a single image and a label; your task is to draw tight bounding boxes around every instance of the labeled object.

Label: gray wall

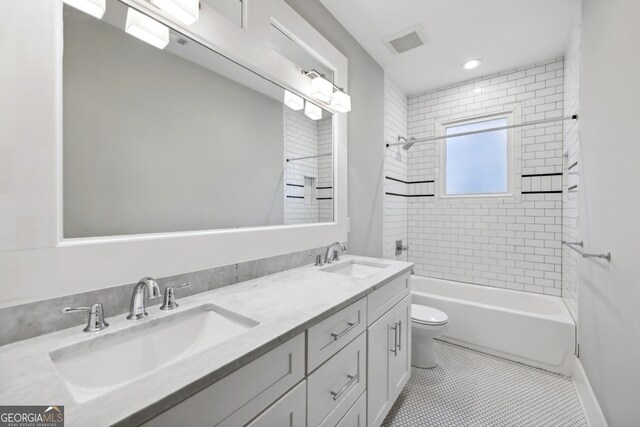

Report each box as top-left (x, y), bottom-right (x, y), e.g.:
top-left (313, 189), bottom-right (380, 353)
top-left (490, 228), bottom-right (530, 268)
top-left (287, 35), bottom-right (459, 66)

top-left (63, 8), bottom-right (285, 237)
top-left (580, 0), bottom-right (640, 424)
top-left (284, 0), bottom-right (385, 257)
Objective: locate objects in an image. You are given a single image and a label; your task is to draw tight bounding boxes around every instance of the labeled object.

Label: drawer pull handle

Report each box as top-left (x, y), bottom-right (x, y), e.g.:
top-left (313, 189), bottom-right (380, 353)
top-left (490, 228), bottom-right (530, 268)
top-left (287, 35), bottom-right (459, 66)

top-left (390, 324), bottom-right (398, 355)
top-left (330, 374), bottom-right (358, 401)
top-left (331, 322), bottom-right (357, 341)
top-left (397, 320), bottom-right (402, 351)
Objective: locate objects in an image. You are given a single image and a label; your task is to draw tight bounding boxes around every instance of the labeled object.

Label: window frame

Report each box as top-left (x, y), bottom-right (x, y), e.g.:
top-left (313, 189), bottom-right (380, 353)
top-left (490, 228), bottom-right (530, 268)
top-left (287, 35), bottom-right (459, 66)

top-left (437, 111), bottom-right (516, 200)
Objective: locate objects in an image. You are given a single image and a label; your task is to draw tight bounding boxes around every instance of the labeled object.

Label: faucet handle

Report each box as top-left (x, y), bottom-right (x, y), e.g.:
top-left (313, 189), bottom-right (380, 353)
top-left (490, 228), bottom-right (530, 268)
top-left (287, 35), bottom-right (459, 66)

top-left (160, 282), bottom-right (191, 311)
top-left (315, 254), bottom-right (324, 266)
top-left (61, 303), bottom-right (109, 332)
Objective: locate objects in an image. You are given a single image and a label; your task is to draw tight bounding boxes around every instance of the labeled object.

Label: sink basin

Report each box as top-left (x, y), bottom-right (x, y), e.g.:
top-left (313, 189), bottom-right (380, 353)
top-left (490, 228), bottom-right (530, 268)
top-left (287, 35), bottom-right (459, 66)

top-left (49, 304), bottom-right (258, 403)
top-left (322, 260), bottom-right (389, 279)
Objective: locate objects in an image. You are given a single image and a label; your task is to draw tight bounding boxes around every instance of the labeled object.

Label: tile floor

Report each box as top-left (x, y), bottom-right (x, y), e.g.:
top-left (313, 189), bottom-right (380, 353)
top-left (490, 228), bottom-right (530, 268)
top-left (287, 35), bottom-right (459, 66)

top-left (382, 340), bottom-right (587, 427)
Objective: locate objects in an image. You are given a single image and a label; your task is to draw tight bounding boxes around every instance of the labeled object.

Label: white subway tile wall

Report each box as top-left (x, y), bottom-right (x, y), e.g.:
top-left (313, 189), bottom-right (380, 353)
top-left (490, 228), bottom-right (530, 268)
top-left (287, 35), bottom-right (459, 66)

top-left (284, 108), bottom-right (333, 224)
top-left (385, 58), bottom-right (567, 295)
top-left (562, 22), bottom-right (581, 321)
top-left (384, 77), bottom-right (409, 261)
top-left (317, 117), bottom-right (333, 222)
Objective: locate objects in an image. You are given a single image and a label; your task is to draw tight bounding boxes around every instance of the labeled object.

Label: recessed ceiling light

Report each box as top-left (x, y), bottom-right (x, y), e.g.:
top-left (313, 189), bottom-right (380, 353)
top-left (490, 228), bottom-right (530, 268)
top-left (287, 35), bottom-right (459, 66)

top-left (462, 59), bottom-right (482, 70)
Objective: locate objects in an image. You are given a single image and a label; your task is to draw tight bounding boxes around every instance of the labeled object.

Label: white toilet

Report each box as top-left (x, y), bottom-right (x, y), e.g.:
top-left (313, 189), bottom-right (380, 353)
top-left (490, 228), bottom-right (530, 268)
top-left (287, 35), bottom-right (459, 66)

top-left (411, 303), bottom-right (449, 368)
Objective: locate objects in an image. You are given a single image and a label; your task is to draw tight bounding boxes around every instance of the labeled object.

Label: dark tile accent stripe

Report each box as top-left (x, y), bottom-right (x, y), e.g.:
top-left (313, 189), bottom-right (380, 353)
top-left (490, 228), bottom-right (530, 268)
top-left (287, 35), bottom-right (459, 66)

top-left (286, 196), bottom-right (304, 199)
top-left (521, 173), bottom-right (563, 178)
top-left (316, 197), bottom-right (333, 200)
top-left (568, 161), bottom-right (578, 171)
top-left (522, 191), bottom-right (563, 194)
top-left (568, 185), bottom-right (578, 192)
top-left (316, 186), bottom-right (333, 190)
top-left (385, 176), bottom-right (434, 185)
top-left (385, 192), bottom-right (435, 198)
top-left (286, 183), bottom-right (304, 188)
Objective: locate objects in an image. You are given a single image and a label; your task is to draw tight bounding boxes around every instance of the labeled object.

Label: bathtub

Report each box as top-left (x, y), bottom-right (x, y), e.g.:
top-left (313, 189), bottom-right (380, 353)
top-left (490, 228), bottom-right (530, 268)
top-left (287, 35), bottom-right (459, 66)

top-left (411, 276), bottom-right (576, 375)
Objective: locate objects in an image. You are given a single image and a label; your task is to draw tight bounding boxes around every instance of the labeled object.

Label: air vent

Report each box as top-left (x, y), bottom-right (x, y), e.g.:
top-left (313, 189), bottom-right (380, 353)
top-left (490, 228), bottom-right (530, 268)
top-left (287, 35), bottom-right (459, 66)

top-left (176, 37), bottom-right (188, 46)
top-left (382, 24), bottom-right (429, 55)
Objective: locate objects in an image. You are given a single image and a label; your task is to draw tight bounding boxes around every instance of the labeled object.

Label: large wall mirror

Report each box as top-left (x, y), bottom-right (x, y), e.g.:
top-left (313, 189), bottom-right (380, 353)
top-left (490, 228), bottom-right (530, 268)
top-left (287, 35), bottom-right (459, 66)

top-left (62, 0), bottom-right (334, 239)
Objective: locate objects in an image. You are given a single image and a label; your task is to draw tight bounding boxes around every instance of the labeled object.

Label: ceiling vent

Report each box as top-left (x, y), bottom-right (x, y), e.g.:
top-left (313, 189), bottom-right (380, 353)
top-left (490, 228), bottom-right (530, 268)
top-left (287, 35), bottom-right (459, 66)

top-left (382, 24), bottom-right (429, 55)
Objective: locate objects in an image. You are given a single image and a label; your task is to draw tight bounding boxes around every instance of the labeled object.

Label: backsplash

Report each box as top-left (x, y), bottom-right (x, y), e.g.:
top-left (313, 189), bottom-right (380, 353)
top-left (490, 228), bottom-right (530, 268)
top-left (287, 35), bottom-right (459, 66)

top-left (0, 245), bottom-right (337, 346)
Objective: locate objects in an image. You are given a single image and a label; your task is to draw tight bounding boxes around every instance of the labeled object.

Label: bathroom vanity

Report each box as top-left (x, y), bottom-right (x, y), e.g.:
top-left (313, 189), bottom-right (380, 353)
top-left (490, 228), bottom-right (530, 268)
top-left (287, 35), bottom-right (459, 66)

top-left (0, 256), bottom-right (412, 426)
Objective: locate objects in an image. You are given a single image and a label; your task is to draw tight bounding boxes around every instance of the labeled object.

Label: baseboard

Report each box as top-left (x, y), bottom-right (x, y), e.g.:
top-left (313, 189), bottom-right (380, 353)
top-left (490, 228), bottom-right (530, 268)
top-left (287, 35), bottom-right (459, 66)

top-left (572, 357), bottom-right (608, 427)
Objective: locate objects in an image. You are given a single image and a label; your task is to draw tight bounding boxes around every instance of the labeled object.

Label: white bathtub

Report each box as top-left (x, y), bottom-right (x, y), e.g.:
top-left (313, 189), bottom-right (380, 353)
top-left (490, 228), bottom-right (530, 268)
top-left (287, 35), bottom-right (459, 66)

top-left (411, 276), bottom-right (576, 375)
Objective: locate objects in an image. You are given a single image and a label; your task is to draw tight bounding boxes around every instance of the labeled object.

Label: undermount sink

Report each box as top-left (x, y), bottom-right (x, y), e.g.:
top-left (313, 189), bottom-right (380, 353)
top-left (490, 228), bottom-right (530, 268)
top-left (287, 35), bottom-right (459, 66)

top-left (322, 259), bottom-right (389, 279)
top-left (49, 304), bottom-right (258, 403)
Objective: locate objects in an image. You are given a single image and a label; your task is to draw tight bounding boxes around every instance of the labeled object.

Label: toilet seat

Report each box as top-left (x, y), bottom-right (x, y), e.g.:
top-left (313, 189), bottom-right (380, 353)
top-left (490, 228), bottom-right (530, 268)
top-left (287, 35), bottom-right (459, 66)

top-left (411, 304), bottom-right (448, 326)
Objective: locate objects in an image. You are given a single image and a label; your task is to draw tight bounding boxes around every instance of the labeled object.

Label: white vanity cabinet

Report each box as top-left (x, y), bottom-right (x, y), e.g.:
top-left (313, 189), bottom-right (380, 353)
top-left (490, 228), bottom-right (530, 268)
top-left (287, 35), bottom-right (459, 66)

top-left (143, 271), bottom-right (412, 427)
top-left (246, 380), bottom-right (307, 427)
top-left (143, 333), bottom-right (305, 427)
top-left (366, 281), bottom-right (411, 427)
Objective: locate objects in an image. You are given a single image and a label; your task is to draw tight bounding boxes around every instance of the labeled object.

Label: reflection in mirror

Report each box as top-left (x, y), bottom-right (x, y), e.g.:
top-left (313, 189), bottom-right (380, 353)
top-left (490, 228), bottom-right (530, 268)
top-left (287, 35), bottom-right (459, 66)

top-left (63, 0), bottom-right (333, 238)
top-left (267, 24), bottom-right (334, 83)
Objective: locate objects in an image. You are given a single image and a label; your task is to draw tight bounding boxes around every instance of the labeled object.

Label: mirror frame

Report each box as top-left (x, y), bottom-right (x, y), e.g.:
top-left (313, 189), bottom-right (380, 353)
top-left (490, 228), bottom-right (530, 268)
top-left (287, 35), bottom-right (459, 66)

top-left (57, 0), bottom-right (348, 246)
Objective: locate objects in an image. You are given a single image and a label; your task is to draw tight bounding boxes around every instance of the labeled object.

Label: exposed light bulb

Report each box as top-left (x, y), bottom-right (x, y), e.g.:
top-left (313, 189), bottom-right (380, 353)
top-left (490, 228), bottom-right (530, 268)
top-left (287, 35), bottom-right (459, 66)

top-left (125, 8), bottom-right (170, 50)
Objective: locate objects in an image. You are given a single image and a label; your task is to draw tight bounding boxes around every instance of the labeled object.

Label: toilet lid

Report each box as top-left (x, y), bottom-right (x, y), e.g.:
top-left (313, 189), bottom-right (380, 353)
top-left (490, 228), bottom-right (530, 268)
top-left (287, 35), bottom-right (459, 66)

top-left (411, 304), bottom-right (448, 325)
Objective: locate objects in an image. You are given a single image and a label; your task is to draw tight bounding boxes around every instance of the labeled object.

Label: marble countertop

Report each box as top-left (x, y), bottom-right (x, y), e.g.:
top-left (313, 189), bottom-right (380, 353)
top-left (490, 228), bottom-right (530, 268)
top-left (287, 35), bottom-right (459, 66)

top-left (0, 255), bottom-right (413, 426)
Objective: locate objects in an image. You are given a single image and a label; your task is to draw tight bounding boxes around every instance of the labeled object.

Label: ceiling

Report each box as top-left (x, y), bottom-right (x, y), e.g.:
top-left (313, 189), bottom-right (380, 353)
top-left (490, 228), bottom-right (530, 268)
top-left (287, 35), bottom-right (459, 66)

top-left (319, 0), bottom-right (581, 95)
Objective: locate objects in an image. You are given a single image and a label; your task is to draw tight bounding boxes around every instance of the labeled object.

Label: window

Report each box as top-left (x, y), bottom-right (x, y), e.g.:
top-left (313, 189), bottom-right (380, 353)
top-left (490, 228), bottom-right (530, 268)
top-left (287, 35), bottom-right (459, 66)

top-left (443, 116), bottom-right (511, 196)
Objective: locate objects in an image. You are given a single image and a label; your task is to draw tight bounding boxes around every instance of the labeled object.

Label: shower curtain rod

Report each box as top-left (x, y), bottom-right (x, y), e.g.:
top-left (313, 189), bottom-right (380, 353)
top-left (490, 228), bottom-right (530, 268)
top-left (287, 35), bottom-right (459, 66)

top-left (386, 115), bottom-right (578, 149)
top-left (286, 153), bottom-right (332, 162)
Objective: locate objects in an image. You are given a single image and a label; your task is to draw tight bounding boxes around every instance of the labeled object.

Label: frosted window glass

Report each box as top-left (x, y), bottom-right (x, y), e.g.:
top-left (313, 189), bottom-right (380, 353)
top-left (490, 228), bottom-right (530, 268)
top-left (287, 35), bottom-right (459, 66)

top-left (445, 118), bottom-right (508, 195)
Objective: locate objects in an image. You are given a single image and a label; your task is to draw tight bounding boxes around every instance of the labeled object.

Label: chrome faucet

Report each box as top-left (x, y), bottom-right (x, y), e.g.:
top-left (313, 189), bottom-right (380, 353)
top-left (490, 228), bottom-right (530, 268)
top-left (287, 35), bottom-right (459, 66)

top-left (324, 242), bottom-right (347, 264)
top-left (61, 303), bottom-right (109, 332)
top-left (127, 277), bottom-right (161, 320)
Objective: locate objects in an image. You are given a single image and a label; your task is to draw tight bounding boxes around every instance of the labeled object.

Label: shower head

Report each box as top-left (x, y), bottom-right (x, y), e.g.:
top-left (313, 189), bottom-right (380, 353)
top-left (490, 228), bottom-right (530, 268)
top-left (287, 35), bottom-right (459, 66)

top-left (399, 136), bottom-right (417, 151)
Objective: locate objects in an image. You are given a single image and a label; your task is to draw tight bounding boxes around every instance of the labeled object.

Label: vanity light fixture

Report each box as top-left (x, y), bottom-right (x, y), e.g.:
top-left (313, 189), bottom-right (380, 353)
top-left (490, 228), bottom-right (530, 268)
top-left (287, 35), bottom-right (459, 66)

top-left (331, 90), bottom-right (351, 113)
top-left (125, 8), bottom-right (170, 50)
top-left (63, 0), bottom-right (106, 19)
top-left (461, 59), bottom-right (482, 70)
top-left (302, 69), bottom-right (352, 113)
top-left (304, 102), bottom-right (322, 121)
top-left (284, 90), bottom-right (305, 111)
top-left (309, 74), bottom-right (334, 104)
top-left (151, 0), bottom-right (199, 26)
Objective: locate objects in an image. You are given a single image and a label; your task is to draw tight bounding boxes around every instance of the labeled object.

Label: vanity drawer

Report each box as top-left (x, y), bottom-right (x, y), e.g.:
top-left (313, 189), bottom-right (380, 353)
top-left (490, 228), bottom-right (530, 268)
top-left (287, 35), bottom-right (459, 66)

top-left (307, 297), bottom-right (366, 372)
top-left (367, 273), bottom-right (410, 325)
top-left (336, 392), bottom-right (366, 427)
top-left (143, 333), bottom-right (305, 427)
top-left (246, 380), bottom-right (306, 427)
top-left (307, 332), bottom-right (366, 427)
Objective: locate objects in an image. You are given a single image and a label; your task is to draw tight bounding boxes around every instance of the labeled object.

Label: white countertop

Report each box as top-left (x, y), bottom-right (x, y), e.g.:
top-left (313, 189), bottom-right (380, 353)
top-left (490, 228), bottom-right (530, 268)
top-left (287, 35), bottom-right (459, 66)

top-left (0, 255), bottom-right (413, 426)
